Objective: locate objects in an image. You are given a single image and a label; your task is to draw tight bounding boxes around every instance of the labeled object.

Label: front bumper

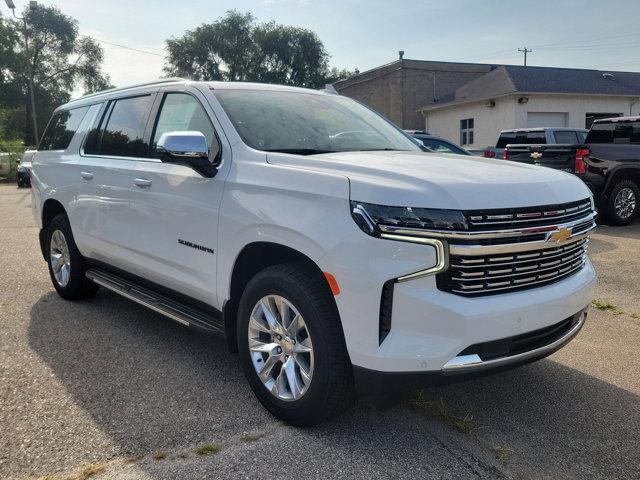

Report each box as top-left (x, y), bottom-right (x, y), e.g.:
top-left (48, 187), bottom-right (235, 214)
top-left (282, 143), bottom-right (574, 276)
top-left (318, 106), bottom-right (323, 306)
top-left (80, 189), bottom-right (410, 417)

top-left (354, 307), bottom-right (587, 403)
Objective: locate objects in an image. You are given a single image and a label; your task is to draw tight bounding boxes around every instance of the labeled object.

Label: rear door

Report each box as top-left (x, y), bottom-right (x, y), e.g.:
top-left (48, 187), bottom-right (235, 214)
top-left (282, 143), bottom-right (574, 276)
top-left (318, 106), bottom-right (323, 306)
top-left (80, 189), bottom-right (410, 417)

top-left (77, 92), bottom-right (156, 266)
top-left (127, 85), bottom-right (229, 306)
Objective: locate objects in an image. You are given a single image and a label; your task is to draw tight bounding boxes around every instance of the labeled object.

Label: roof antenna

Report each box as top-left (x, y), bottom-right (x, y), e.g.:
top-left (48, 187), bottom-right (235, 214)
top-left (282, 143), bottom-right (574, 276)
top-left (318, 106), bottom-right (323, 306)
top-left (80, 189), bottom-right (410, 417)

top-left (399, 50), bottom-right (404, 60)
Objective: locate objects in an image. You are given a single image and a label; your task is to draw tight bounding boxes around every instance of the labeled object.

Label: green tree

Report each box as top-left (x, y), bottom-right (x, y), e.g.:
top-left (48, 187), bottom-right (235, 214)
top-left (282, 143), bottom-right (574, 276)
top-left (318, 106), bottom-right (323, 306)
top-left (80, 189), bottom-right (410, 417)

top-left (164, 10), bottom-right (353, 89)
top-left (0, 5), bottom-right (111, 144)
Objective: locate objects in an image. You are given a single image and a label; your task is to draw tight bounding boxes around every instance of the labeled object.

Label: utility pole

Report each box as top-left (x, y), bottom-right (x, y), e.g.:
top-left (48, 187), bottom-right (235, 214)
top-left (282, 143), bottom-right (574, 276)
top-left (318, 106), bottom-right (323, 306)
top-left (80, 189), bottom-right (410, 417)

top-left (518, 47), bottom-right (532, 66)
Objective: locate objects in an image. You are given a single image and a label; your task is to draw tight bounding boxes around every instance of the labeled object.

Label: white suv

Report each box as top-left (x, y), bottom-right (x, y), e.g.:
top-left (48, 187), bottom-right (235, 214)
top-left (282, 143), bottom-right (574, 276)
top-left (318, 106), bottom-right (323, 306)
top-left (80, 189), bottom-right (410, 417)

top-left (31, 79), bottom-right (596, 425)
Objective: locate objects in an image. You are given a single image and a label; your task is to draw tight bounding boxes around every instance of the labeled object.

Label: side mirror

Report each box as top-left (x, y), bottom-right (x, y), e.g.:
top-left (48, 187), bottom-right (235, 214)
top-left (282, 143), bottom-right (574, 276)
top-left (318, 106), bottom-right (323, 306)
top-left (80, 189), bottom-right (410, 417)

top-left (156, 131), bottom-right (217, 177)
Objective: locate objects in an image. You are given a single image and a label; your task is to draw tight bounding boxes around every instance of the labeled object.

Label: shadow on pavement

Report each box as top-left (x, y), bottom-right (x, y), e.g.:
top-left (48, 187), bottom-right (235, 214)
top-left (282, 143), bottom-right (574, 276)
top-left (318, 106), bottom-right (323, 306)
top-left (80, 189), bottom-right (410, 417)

top-left (28, 290), bottom-right (639, 479)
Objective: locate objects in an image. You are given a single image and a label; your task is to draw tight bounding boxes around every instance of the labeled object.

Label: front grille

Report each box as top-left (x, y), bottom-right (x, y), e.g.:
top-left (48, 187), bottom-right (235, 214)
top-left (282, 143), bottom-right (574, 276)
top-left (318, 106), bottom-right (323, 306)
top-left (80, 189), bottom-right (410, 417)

top-left (465, 199), bottom-right (592, 231)
top-left (438, 238), bottom-right (588, 296)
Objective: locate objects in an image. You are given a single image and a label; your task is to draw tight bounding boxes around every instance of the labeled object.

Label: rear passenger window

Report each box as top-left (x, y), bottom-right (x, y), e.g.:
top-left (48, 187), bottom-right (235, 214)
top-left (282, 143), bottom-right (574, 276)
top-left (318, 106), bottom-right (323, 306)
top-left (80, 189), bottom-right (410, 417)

top-left (525, 131), bottom-right (546, 144)
top-left (554, 131), bottom-right (578, 144)
top-left (152, 93), bottom-right (217, 154)
top-left (85, 95), bottom-right (154, 157)
top-left (39, 106), bottom-right (89, 151)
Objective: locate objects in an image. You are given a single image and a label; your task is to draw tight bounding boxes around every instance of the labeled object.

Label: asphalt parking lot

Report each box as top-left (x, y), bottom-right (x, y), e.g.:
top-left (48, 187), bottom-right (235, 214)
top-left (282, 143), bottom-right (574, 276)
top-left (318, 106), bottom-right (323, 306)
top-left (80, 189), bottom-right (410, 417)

top-left (1, 183), bottom-right (639, 480)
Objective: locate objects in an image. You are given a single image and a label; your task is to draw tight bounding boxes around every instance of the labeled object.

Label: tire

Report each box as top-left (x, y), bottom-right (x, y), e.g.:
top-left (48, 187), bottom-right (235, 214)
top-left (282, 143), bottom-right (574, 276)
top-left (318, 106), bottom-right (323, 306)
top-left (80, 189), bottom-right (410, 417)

top-left (237, 262), bottom-right (354, 426)
top-left (606, 179), bottom-right (639, 226)
top-left (46, 214), bottom-right (99, 300)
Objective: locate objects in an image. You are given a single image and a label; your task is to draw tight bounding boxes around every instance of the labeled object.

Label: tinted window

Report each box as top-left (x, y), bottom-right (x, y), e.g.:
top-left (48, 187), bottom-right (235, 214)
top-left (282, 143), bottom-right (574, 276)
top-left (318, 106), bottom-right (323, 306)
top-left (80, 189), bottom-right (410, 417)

top-left (496, 130), bottom-right (546, 147)
top-left (152, 93), bottom-right (217, 154)
top-left (586, 121), bottom-right (640, 144)
top-left (420, 138), bottom-right (467, 155)
top-left (98, 95), bottom-right (153, 157)
top-left (39, 107), bottom-right (90, 151)
top-left (554, 131), bottom-right (578, 144)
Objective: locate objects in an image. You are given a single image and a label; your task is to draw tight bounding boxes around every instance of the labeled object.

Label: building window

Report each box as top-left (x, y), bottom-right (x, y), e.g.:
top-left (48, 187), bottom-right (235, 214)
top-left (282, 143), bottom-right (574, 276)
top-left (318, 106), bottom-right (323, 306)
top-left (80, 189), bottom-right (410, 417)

top-left (460, 118), bottom-right (474, 145)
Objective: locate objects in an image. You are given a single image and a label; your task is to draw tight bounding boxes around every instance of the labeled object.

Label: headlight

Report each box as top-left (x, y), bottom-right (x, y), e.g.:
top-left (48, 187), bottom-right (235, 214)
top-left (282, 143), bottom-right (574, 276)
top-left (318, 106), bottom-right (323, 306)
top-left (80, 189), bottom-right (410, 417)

top-left (351, 200), bottom-right (467, 236)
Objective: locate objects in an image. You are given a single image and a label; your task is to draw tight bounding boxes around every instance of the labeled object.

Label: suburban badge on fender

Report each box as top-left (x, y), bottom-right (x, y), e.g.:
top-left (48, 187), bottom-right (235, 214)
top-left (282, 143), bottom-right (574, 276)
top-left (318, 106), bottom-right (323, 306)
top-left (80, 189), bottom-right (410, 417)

top-left (178, 238), bottom-right (215, 254)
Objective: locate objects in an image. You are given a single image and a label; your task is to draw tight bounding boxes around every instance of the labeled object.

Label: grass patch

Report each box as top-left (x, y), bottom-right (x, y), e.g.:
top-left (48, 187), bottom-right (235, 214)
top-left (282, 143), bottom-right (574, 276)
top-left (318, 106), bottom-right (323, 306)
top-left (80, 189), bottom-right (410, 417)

top-left (240, 433), bottom-right (265, 442)
top-left (152, 451), bottom-right (167, 460)
top-left (79, 463), bottom-right (107, 479)
top-left (28, 461), bottom-right (108, 480)
top-left (630, 313), bottom-right (640, 320)
top-left (195, 443), bottom-right (223, 456)
top-left (407, 391), bottom-right (478, 434)
top-left (592, 299), bottom-right (616, 311)
top-left (122, 456), bottom-right (143, 464)
top-left (491, 445), bottom-right (512, 465)
top-left (177, 452), bottom-right (189, 459)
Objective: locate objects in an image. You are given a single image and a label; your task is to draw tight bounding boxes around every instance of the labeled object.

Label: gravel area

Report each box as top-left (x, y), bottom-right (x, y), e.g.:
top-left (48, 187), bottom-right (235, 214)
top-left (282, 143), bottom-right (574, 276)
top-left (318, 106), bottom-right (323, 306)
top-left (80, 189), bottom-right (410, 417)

top-left (0, 183), bottom-right (638, 480)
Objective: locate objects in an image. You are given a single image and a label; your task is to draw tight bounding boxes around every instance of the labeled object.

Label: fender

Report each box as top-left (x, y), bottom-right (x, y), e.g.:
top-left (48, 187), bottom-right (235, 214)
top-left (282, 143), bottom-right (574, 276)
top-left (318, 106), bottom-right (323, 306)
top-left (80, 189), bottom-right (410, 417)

top-left (602, 164), bottom-right (640, 198)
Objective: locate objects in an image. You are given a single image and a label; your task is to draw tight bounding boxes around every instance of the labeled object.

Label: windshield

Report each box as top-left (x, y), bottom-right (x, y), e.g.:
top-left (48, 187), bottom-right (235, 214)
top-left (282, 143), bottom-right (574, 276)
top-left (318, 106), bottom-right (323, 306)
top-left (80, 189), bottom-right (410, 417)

top-left (213, 89), bottom-right (420, 154)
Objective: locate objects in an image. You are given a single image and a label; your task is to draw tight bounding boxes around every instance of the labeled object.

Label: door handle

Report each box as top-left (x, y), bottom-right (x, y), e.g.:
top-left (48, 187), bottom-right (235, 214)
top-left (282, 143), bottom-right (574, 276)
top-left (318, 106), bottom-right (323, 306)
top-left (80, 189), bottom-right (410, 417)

top-left (133, 178), bottom-right (152, 188)
top-left (80, 171), bottom-right (94, 180)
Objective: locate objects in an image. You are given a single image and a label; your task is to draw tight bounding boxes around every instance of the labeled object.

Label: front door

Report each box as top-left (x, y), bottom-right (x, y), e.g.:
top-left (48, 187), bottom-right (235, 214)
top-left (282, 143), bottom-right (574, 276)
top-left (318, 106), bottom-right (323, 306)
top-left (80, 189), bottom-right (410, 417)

top-left (128, 87), bottom-right (227, 307)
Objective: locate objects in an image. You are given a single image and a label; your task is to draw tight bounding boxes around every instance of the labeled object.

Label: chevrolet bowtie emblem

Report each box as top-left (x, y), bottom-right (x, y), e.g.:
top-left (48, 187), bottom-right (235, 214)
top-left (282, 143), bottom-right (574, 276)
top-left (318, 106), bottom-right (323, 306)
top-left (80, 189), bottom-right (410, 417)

top-left (530, 151), bottom-right (542, 159)
top-left (548, 228), bottom-right (572, 243)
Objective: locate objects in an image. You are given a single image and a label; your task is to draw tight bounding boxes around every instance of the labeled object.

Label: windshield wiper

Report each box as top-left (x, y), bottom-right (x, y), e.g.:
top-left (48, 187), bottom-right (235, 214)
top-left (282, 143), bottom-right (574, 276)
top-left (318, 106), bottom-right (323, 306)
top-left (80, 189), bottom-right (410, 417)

top-left (265, 148), bottom-right (336, 156)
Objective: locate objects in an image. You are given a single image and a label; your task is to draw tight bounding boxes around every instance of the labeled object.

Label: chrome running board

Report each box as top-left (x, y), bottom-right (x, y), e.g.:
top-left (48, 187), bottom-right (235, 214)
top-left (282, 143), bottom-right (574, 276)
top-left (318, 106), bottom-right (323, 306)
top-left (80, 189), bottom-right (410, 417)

top-left (85, 268), bottom-right (223, 334)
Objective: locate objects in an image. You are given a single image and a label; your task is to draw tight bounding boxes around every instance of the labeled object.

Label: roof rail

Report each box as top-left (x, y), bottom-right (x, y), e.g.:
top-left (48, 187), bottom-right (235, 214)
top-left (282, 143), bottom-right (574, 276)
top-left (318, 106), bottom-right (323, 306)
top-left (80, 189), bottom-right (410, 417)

top-left (79, 78), bottom-right (188, 100)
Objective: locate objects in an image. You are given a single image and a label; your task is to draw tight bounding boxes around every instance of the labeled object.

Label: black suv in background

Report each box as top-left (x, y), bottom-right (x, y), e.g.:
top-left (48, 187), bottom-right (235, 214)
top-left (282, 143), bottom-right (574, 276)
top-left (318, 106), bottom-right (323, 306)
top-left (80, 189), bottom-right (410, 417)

top-left (505, 117), bottom-right (639, 225)
top-left (580, 117), bottom-right (640, 224)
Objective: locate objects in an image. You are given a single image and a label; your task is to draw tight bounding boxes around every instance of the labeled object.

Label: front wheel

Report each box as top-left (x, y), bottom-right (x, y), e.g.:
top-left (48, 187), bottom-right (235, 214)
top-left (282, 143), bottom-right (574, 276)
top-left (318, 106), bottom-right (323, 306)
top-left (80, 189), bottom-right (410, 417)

top-left (237, 263), bottom-right (354, 426)
top-left (606, 179), bottom-right (639, 226)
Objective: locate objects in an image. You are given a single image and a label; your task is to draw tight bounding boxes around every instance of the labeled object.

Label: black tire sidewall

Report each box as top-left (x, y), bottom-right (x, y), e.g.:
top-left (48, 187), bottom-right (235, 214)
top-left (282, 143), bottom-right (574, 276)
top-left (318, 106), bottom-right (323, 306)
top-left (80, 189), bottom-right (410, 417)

top-left (237, 265), bottom-right (348, 425)
top-left (607, 180), bottom-right (639, 226)
top-left (46, 214), bottom-right (97, 299)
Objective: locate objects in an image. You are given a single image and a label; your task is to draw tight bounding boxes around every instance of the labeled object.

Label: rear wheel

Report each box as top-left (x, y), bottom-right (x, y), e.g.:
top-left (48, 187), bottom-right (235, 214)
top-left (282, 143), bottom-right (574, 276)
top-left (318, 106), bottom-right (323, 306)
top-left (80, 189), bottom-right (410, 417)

top-left (606, 179), bottom-right (639, 226)
top-left (46, 214), bottom-right (99, 300)
top-left (237, 263), bottom-right (354, 425)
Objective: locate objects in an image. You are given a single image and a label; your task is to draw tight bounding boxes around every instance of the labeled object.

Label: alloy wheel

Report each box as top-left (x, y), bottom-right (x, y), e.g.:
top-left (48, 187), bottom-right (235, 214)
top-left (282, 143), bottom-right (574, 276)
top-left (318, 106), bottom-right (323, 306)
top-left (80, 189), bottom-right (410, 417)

top-left (248, 295), bottom-right (314, 401)
top-left (614, 187), bottom-right (636, 220)
top-left (50, 229), bottom-right (71, 287)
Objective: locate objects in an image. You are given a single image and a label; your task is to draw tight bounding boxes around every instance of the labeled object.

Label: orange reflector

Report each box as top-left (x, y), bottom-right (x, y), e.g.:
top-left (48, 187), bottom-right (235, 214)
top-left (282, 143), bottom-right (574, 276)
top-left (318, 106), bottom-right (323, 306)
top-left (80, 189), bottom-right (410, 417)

top-left (323, 272), bottom-right (340, 296)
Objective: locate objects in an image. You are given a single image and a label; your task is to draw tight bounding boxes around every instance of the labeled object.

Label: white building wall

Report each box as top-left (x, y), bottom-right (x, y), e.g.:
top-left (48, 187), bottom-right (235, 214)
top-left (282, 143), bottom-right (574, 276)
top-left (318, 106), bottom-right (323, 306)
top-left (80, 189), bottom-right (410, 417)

top-left (424, 94), bottom-right (640, 149)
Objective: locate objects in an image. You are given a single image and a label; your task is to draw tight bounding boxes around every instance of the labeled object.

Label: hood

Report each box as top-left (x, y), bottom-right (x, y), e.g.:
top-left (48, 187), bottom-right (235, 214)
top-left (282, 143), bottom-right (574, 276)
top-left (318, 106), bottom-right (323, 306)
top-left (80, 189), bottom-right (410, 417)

top-left (267, 150), bottom-right (592, 210)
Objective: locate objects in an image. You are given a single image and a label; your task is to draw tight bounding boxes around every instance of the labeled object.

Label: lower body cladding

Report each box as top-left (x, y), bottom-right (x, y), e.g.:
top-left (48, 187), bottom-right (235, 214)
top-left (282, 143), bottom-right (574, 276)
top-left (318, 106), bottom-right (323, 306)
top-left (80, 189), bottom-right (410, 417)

top-left (350, 260), bottom-right (595, 401)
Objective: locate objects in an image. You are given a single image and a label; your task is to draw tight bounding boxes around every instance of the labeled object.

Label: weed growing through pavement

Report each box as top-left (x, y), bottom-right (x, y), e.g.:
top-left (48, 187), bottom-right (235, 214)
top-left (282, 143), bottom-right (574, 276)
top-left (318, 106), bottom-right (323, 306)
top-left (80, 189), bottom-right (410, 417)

top-left (195, 443), bottom-right (223, 456)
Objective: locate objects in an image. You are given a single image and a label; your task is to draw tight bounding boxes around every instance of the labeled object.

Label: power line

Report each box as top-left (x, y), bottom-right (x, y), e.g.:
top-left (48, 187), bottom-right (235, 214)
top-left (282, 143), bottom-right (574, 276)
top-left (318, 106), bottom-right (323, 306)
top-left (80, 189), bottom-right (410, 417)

top-left (88, 37), bottom-right (165, 57)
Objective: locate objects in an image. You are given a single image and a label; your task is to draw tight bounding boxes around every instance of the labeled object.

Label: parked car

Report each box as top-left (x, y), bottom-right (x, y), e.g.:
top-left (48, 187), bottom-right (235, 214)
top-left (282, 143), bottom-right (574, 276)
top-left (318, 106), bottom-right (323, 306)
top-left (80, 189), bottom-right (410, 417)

top-left (16, 149), bottom-right (36, 188)
top-left (504, 117), bottom-right (639, 225)
top-left (31, 80), bottom-right (596, 425)
top-left (405, 130), bottom-right (471, 155)
top-left (484, 127), bottom-right (588, 159)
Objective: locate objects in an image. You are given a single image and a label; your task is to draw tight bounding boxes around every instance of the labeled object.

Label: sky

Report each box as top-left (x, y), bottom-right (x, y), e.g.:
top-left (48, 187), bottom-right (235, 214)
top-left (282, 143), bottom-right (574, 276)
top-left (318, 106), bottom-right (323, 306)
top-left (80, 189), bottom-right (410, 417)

top-left (9, 0), bottom-right (640, 93)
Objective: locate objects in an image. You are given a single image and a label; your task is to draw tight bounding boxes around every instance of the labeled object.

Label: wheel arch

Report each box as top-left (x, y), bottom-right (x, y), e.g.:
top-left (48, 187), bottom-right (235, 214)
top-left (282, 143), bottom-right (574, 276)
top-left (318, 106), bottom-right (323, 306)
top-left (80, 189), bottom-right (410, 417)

top-left (223, 241), bottom-right (340, 352)
top-left (39, 199), bottom-right (67, 261)
top-left (603, 165), bottom-right (640, 198)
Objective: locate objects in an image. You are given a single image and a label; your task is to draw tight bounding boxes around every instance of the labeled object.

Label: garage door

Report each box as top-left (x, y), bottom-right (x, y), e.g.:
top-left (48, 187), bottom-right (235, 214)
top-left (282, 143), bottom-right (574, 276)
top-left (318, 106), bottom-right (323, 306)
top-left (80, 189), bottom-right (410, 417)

top-left (527, 112), bottom-right (567, 128)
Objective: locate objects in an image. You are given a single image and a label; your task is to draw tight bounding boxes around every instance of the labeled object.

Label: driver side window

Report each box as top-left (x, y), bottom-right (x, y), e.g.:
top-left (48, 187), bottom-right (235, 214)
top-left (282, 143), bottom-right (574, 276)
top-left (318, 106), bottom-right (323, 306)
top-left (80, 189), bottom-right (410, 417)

top-left (152, 93), bottom-right (217, 154)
